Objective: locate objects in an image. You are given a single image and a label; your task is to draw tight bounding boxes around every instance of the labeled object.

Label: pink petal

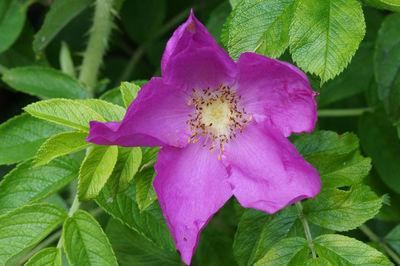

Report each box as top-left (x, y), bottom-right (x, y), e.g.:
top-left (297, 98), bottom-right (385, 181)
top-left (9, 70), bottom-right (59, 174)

top-left (86, 78), bottom-right (192, 147)
top-left (154, 143), bottom-right (233, 264)
top-left (223, 122), bottom-right (320, 214)
top-left (161, 10), bottom-right (238, 91)
top-left (236, 52), bottom-right (317, 137)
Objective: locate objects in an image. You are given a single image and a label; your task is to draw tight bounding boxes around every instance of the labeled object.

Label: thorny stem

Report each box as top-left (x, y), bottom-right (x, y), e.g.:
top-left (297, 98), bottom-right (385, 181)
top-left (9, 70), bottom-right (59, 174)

top-left (56, 194), bottom-right (80, 249)
top-left (360, 224), bottom-right (400, 265)
top-left (295, 202), bottom-right (317, 259)
top-left (79, 0), bottom-right (114, 94)
top-left (317, 107), bottom-right (374, 117)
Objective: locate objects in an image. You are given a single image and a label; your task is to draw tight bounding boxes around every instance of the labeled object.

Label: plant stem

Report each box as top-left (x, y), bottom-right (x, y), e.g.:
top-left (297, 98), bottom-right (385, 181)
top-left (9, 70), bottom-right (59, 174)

top-left (295, 202), bottom-right (317, 258)
top-left (317, 107), bottom-right (374, 117)
top-left (360, 224), bottom-right (400, 264)
top-left (56, 194), bottom-right (80, 248)
top-left (79, 0), bottom-right (114, 94)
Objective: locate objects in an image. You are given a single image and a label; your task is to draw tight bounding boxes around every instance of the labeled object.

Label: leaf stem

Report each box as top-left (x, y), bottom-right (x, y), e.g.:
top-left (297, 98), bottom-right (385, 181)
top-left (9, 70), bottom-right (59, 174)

top-left (56, 194), bottom-right (80, 248)
top-left (359, 224), bottom-right (400, 264)
top-left (79, 0), bottom-right (114, 94)
top-left (295, 202), bottom-right (317, 258)
top-left (317, 107), bottom-right (374, 117)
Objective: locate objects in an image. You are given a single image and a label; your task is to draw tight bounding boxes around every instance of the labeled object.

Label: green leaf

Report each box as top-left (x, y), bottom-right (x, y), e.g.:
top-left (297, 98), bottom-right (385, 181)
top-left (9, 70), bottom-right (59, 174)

top-left (206, 2), bottom-right (231, 46)
top-left (222, 0), bottom-right (295, 60)
top-left (303, 184), bottom-right (383, 231)
top-left (63, 210), bottom-right (118, 266)
top-left (2, 66), bottom-right (89, 99)
top-left (304, 258), bottom-right (332, 266)
top-left (99, 88), bottom-right (124, 107)
top-left (24, 247), bottom-right (61, 266)
top-left (314, 234), bottom-right (393, 265)
top-left (289, 0), bottom-right (365, 83)
top-left (294, 131), bottom-right (370, 188)
top-left (78, 99), bottom-right (125, 121)
top-left (0, 0), bottom-right (27, 54)
top-left (33, 0), bottom-right (93, 52)
top-left (254, 237), bottom-right (309, 266)
top-left (359, 109), bottom-right (400, 193)
top-left (0, 156), bottom-right (79, 215)
top-left (24, 99), bottom-right (106, 132)
top-left (385, 224), bottom-right (400, 254)
top-left (0, 113), bottom-right (65, 165)
top-left (0, 203), bottom-right (67, 265)
top-left (374, 13), bottom-right (400, 125)
top-left (135, 167), bottom-right (157, 211)
top-left (59, 42), bottom-right (76, 77)
top-left (78, 145), bottom-right (118, 200)
top-left (108, 147), bottom-right (142, 197)
top-left (120, 82), bottom-right (140, 108)
top-left (363, 0), bottom-right (400, 12)
top-left (35, 131), bottom-right (90, 166)
top-left (105, 218), bottom-right (181, 266)
top-left (96, 181), bottom-right (175, 251)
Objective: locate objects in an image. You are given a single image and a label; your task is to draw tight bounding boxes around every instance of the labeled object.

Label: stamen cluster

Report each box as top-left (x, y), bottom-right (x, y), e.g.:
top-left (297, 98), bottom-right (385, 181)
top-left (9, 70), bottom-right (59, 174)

top-left (186, 84), bottom-right (252, 159)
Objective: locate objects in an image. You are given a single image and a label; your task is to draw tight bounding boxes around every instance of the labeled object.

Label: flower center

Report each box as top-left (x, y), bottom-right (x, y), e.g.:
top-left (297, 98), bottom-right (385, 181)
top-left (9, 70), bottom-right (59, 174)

top-left (186, 84), bottom-right (252, 159)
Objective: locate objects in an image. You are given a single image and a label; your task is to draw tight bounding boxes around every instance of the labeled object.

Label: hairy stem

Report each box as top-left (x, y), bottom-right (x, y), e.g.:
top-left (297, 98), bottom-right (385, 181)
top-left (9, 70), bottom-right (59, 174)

top-left (295, 202), bottom-right (317, 258)
top-left (317, 107), bottom-right (374, 117)
top-left (360, 224), bottom-right (400, 264)
top-left (79, 0), bottom-right (114, 94)
top-left (56, 194), bottom-right (80, 248)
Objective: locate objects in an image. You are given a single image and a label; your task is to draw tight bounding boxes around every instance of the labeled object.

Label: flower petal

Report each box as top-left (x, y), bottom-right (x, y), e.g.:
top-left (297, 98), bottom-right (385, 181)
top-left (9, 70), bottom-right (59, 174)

top-left (154, 143), bottom-right (232, 264)
top-left (223, 123), bottom-right (320, 214)
top-left (161, 10), bottom-right (238, 91)
top-left (236, 52), bottom-right (317, 137)
top-left (86, 78), bottom-right (192, 147)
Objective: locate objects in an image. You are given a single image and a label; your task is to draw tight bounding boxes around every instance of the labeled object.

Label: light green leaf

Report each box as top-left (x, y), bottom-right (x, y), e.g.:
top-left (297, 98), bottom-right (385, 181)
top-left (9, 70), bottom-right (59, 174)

top-left (229, 0), bottom-right (240, 8)
top-left (304, 258), bottom-right (332, 266)
top-left (24, 99), bottom-right (106, 132)
top-left (63, 210), bottom-right (118, 266)
top-left (363, 0), bottom-right (400, 12)
top-left (120, 82), bottom-right (140, 108)
top-left (135, 167), bottom-right (157, 211)
top-left (2, 66), bottom-right (89, 99)
top-left (105, 218), bottom-right (181, 266)
top-left (254, 237), bottom-right (309, 266)
top-left (314, 234), bottom-right (393, 265)
top-left (0, 157), bottom-right (79, 216)
top-left (0, 0), bottom-right (27, 54)
top-left (96, 181), bottom-right (175, 251)
top-left (0, 113), bottom-right (65, 165)
top-left (78, 99), bottom-right (125, 121)
top-left (59, 42), bottom-right (76, 77)
top-left (35, 131), bottom-right (90, 167)
top-left (108, 147), bottom-right (142, 197)
top-left (385, 224), bottom-right (400, 254)
top-left (24, 247), bottom-right (61, 266)
top-left (33, 0), bottom-right (93, 52)
top-left (0, 203), bottom-right (67, 265)
top-left (303, 185), bottom-right (383, 231)
top-left (222, 0), bottom-right (295, 59)
top-left (289, 0), bottom-right (365, 83)
top-left (78, 145), bottom-right (118, 200)
top-left (374, 13), bottom-right (400, 125)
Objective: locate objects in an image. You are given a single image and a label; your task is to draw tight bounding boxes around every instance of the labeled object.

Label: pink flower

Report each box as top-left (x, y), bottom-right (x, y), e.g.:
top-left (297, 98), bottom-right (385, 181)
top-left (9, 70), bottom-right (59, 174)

top-left (86, 11), bottom-right (320, 265)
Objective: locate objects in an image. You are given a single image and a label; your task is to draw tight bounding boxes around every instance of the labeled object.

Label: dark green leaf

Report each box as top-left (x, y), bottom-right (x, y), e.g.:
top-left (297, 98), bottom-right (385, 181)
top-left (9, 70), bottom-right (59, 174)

top-left (135, 167), bottom-right (157, 211)
top-left (24, 247), bottom-right (61, 266)
top-left (206, 2), bottom-right (231, 46)
top-left (363, 0), bottom-right (400, 12)
top-left (99, 88), bottom-right (125, 107)
top-left (0, 0), bottom-right (27, 54)
top-left (385, 224), bottom-right (400, 254)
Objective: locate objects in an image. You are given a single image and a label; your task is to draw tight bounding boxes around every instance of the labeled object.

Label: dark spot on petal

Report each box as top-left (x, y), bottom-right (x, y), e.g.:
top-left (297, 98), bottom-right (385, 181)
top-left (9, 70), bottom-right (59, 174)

top-left (187, 21), bottom-right (196, 33)
top-left (183, 237), bottom-right (187, 241)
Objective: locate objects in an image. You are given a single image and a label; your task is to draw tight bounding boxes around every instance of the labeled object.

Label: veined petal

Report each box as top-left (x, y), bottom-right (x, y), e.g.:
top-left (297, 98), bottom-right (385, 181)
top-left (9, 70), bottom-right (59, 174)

top-left (161, 10), bottom-right (238, 91)
top-left (223, 123), bottom-right (320, 214)
top-left (236, 52), bottom-right (317, 137)
top-left (154, 143), bottom-right (233, 264)
top-left (86, 78), bottom-right (191, 148)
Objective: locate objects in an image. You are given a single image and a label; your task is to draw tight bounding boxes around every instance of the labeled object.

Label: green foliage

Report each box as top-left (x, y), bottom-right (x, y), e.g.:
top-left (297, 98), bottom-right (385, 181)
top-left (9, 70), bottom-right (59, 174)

top-left (2, 66), bottom-right (89, 99)
top-left (34, 131), bottom-right (90, 167)
top-left (0, 0), bottom-right (27, 54)
top-left (0, 156), bottom-right (78, 215)
top-left (105, 218), bottom-right (181, 265)
top-left (78, 99), bottom-right (126, 121)
top-left (59, 42), bottom-right (76, 77)
top-left (120, 82), bottom-right (140, 108)
top-left (363, 0), bottom-right (400, 12)
top-left (24, 99), bottom-right (106, 132)
top-left (78, 145), bottom-right (118, 200)
top-left (0, 203), bottom-right (67, 265)
top-left (222, 0), bottom-right (295, 59)
top-left (374, 13), bottom-right (400, 125)
top-left (24, 247), bottom-right (61, 266)
top-left (63, 210), bottom-right (118, 266)
top-left (385, 225), bottom-right (400, 254)
top-left (0, 113), bottom-right (65, 165)
top-left (290, 0), bottom-right (365, 83)
top-left (135, 166), bottom-right (157, 211)
top-left (314, 234), bottom-right (393, 265)
top-left (33, 0), bottom-right (93, 52)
